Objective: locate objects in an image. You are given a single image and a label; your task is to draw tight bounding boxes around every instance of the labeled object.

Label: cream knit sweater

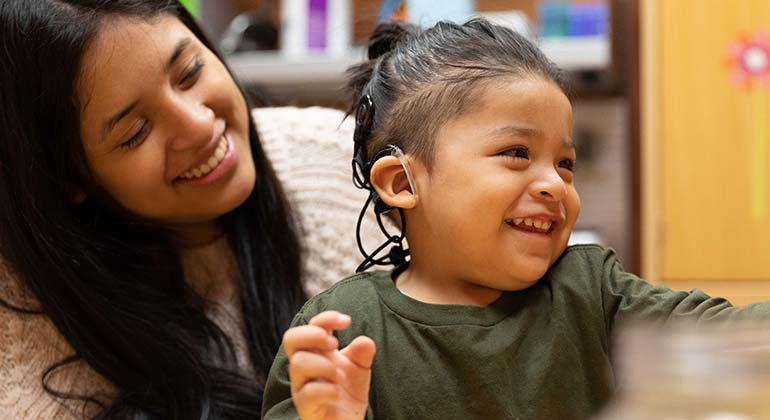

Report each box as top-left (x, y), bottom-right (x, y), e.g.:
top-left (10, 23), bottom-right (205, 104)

top-left (0, 107), bottom-right (389, 418)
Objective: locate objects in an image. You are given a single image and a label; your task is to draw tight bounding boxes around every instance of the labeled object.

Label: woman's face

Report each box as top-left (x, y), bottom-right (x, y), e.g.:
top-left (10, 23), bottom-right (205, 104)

top-left (77, 15), bottom-right (254, 240)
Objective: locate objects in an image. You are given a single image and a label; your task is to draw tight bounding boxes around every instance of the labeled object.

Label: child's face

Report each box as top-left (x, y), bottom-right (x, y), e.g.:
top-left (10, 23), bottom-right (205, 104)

top-left (77, 15), bottom-right (254, 241)
top-left (408, 76), bottom-right (579, 293)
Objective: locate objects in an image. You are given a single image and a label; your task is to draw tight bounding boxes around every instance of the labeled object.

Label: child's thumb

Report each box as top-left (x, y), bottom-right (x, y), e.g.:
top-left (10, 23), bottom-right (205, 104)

top-left (340, 336), bottom-right (376, 369)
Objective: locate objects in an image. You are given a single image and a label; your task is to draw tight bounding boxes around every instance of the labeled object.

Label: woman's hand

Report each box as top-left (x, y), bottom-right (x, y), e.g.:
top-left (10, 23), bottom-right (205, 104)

top-left (283, 311), bottom-right (376, 420)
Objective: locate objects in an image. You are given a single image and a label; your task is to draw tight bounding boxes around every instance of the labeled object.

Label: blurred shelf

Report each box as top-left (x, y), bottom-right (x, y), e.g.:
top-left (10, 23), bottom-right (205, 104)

top-left (539, 36), bottom-right (610, 71)
top-left (226, 36), bottom-right (609, 102)
top-left (227, 47), bottom-right (366, 90)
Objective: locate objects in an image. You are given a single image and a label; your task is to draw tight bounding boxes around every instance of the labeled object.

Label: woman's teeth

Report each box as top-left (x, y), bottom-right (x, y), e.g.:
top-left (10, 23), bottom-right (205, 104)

top-left (508, 217), bottom-right (553, 232)
top-left (179, 137), bottom-right (228, 179)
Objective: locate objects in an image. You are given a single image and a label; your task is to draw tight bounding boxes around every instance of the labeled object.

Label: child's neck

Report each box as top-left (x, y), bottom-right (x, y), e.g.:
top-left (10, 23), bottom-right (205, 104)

top-left (395, 263), bottom-right (503, 306)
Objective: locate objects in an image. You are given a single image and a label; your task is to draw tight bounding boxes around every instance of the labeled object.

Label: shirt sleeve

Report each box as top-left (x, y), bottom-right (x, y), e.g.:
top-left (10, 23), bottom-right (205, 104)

top-left (597, 247), bottom-right (770, 328)
top-left (262, 312), bottom-right (307, 420)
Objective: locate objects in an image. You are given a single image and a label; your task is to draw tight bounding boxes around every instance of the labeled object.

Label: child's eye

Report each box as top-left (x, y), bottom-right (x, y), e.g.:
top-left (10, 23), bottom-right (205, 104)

top-left (119, 121), bottom-right (150, 150)
top-left (558, 158), bottom-right (576, 172)
top-left (179, 57), bottom-right (204, 89)
top-left (500, 146), bottom-right (530, 160)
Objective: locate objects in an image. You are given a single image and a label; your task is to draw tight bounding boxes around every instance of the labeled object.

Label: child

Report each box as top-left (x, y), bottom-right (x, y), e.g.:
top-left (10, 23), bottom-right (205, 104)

top-left (261, 19), bottom-right (770, 420)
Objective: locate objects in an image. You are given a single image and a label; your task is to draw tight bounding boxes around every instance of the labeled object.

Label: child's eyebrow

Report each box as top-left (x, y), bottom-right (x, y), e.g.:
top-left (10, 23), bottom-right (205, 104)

top-left (488, 125), bottom-right (575, 149)
top-left (488, 125), bottom-right (539, 140)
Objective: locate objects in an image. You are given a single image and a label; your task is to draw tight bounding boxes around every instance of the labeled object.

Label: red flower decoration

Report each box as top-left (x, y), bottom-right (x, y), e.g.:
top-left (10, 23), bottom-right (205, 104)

top-left (728, 31), bottom-right (770, 89)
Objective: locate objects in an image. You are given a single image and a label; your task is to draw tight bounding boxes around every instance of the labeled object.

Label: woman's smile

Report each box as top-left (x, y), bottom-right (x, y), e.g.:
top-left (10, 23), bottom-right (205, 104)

top-left (175, 131), bottom-right (238, 185)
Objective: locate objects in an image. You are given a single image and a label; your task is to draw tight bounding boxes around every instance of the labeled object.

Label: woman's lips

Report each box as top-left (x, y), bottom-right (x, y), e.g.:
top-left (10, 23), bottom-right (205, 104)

top-left (174, 133), bottom-right (238, 186)
top-left (177, 135), bottom-right (228, 180)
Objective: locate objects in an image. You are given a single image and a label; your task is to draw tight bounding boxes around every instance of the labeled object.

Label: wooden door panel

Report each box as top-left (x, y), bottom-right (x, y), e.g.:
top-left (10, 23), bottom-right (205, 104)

top-left (658, 0), bottom-right (770, 281)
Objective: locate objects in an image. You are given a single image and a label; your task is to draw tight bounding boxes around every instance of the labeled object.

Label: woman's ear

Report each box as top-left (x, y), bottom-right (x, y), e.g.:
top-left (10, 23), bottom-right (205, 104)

top-left (71, 190), bottom-right (86, 204)
top-left (68, 184), bottom-right (86, 204)
top-left (370, 155), bottom-right (417, 209)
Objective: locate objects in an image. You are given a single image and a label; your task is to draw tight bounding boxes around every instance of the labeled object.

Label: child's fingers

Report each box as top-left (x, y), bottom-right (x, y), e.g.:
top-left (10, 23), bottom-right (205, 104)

top-left (283, 325), bottom-right (339, 358)
top-left (307, 310), bottom-right (352, 334)
top-left (335, 336), bottom-right (376, 402)
top-left (282, 312), bottom-right (350, 358)
top-left (289, 350), bottom-right (338, 392)
top-left (339, 335), bottom-right (377, 369)
top-left (293, 380), bottom-right (339, 411)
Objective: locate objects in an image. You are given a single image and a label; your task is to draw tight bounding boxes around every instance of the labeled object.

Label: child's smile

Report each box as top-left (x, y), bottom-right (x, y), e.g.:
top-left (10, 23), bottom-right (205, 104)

top-left (399, 76), bottom-right (580, 305)
top-left (505, 214), bottom-right (563, 234)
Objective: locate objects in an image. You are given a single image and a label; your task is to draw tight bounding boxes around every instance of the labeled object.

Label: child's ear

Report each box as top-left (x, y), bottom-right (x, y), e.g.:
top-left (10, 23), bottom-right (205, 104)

top-left (370, 156), bottom-right (417, 209)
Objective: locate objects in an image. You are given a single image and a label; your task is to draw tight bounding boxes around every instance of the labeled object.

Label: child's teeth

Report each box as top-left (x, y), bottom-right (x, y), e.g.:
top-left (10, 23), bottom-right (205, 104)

top-left (509, 217), bottom-right (552, 232)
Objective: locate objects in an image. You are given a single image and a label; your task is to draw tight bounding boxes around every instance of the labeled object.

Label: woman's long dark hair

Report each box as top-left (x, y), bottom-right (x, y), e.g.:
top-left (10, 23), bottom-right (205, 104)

top-left (0, 1), bottom-right (305, 418)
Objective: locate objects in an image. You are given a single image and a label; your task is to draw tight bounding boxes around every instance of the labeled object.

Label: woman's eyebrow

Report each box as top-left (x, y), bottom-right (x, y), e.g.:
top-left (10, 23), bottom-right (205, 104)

top-left (167, 37), bottom-right (191, 70)
top-left (103, 100), bottom-right (139, 141)
top-left (101, 37), bottom-right (192, 142)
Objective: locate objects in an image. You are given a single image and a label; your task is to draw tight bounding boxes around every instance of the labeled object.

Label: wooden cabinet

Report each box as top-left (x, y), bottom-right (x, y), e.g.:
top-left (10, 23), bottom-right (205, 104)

top-left (641, 0), bottom-right (770, 304)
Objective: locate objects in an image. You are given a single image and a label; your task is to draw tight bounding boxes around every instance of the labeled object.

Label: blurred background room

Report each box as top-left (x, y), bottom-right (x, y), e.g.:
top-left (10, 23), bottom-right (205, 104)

top-left (181, 0), bottom-right (770, 305)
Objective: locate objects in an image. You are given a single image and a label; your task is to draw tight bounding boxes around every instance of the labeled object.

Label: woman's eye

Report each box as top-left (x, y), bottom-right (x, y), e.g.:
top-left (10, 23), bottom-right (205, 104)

top-left (558, 158), bottom-right (576, 172)
top-left (179, 58), bottom-right (204, 89)
top-left (501, 147), bottom-right (530, 160)
top-left (119, 121), bottom-right (150, 150)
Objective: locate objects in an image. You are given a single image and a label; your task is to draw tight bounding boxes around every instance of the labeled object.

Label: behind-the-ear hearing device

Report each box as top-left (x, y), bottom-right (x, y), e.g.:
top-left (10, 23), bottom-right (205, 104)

top-left (351, 94), bottom-right (413, 272)
top-left (389, 144), bottom-right (418, 200)
top-left (366, 144), bottom-right (417, 214)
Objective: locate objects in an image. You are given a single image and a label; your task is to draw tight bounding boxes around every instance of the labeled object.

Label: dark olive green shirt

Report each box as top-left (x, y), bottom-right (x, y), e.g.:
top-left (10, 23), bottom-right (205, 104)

top-left (262, 245), bottom-right (770, 420)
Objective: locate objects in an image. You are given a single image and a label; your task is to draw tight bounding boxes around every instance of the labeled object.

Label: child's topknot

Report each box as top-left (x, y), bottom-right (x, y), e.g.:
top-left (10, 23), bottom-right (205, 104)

top-left (345, 22), bottom-right (419, 116)
top-left (367, 22), bottom-right (419, 61)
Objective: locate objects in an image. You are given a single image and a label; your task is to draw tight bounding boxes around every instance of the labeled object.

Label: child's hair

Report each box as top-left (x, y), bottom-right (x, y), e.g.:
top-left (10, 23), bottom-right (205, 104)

top-left (346, 18), bottom-right (568, 168)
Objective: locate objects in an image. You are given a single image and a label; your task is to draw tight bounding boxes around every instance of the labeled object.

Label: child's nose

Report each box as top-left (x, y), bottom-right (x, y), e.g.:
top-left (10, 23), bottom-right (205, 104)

top-left (530, 168), bottom-right (567, 202)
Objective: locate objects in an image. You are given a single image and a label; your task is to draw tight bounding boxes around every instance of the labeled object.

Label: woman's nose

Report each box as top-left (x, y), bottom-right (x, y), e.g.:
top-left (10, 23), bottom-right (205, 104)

top-left (529, 167), bottom-right (567, 202)
top-left (163, 97), bottom-right (215, 152)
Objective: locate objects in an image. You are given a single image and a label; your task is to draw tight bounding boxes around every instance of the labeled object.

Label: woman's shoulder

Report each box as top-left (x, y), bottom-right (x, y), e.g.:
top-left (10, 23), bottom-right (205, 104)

top-left (253, 106), bottom-right (353, 178)
top-left (0, 260), bottom-right (113, 419)
top-left (253, 106), bottom-right (390, 297)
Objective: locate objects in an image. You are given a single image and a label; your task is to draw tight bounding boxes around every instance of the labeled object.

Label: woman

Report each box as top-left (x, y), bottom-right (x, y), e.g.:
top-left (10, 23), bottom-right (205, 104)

top-left (0, 1), bottom-right (306, 418)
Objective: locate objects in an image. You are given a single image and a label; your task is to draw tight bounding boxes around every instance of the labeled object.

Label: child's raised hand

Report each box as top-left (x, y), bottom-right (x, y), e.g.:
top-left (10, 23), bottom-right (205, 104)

top-left (283, 311), bottom-right (376, 420)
